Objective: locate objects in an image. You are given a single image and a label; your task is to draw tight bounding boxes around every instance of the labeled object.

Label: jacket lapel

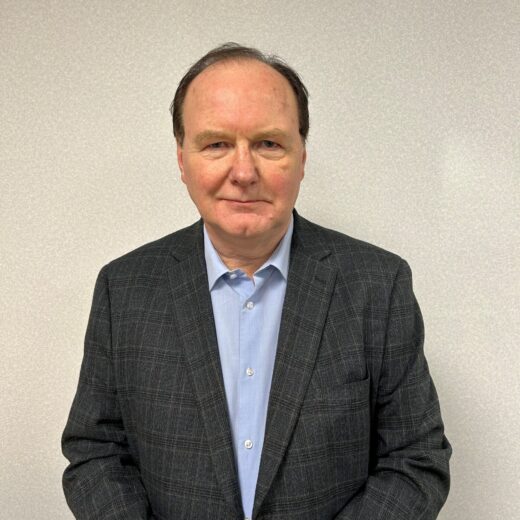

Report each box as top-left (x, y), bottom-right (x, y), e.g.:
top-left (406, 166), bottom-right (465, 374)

top-left (253, 215), bottom-right (337, 516)
top-left (166, 222), bottom-right (242, 517)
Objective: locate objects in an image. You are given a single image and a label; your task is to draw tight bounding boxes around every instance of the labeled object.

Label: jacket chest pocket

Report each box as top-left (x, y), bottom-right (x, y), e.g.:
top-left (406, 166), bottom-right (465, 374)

top-left (303, 375), bottom-right (370, 409)
top-left (299, 376), bottom-right (371, 443)
top-left (298, 376), bottom-right (371, 453)
top-left (281, 376), bottom-right (371, 495)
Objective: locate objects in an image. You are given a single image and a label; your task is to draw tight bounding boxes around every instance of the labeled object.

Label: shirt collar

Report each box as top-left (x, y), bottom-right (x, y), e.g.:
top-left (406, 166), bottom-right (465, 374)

top-left (204, 215), bottom-right (293, 290)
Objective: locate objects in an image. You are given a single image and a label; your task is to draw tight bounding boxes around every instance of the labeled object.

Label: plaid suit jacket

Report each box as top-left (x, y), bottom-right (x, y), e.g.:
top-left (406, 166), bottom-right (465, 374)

top-left (62, 213), bottom-right (451, 519)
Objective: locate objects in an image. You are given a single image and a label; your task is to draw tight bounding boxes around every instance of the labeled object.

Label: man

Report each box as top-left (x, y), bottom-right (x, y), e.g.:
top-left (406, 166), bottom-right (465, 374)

top-left (62, 43), bottom-right (451, 519)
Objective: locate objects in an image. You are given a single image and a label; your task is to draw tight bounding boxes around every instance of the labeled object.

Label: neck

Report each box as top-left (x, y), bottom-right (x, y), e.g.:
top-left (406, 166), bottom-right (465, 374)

top-left (205, 225), bottom-right (288, 278)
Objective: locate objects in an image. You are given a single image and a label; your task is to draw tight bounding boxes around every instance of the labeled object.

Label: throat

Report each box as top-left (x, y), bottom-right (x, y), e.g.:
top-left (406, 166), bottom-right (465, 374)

top-left (217, 251), bottom-right (271, 278)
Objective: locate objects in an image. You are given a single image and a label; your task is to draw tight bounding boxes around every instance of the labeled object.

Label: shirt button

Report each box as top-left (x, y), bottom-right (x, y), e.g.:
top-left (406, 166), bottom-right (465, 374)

top-left (244, 439), bottom-right (253, 449)
top-left (245, 301), bottom-right (254, 310)
top-left (229, 272), bottom-right (237, 280)
top-left (246, 367), bottom-right (255, 377)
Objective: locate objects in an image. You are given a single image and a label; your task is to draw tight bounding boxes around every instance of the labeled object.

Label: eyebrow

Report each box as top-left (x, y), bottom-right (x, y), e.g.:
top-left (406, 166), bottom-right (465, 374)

top-left (193, 130), bottom-right (233, 148)
top-left (253, 128), bottom-right (290, 141)
top-left (193, 128), bottom-right (290, 147)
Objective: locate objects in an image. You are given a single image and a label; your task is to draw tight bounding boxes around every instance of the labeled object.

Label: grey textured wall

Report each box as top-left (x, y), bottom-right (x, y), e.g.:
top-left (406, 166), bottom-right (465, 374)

top-left (1, 1), bottom-right (519, 518)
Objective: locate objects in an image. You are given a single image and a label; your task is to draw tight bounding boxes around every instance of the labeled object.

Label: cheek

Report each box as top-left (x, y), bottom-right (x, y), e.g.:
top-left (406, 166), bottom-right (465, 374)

top-left (186, 179), bottom-right (215, 206)
top-left (268, 171), bottom-right (303, 201)
top-left (183, 164), bottom-right (221, 197)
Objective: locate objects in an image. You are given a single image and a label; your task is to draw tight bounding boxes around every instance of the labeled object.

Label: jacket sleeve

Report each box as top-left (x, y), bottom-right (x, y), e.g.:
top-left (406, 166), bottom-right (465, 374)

top-left (62, 266), bottom-right (155, 519)
top-left (336, 260), bottom-right (451, 519)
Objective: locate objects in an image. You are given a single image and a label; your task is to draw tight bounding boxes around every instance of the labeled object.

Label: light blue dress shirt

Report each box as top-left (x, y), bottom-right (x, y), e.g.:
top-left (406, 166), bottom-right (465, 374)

top-left (203, 218), bottom-right (293, 519)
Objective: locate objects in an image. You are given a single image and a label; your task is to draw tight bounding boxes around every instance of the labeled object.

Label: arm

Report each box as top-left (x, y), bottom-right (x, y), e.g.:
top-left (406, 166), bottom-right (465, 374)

top-left (62, 266), bottom-right (156, 519)
top-left (336, 260), bottom-right (451, 519)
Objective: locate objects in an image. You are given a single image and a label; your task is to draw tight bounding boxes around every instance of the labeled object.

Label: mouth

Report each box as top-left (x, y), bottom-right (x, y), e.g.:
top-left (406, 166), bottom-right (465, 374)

top-left (222, 199), bottom-right (267, 204)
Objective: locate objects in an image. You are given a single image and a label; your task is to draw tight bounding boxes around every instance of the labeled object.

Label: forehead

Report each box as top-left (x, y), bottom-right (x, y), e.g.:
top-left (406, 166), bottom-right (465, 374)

top-left (182, 60), bottom-right (299, 133)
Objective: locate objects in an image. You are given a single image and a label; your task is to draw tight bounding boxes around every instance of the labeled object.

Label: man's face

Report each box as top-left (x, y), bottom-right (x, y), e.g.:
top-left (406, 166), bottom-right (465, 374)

top-left (177, 59), bottom-right (306, 248)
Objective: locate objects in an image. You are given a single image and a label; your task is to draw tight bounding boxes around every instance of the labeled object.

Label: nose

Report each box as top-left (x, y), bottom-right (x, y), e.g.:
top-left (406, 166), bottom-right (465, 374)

top-left (228, 145), bottom-right (258, 186)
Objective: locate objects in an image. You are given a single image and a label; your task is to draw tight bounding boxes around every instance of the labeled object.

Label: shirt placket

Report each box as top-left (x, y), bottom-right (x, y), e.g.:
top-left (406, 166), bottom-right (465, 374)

top-left (235, 274), bottom-right (262, 513)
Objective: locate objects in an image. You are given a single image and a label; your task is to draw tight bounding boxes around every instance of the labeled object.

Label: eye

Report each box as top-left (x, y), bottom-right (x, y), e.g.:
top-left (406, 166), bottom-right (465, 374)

top-left (200, 141), bottom-right (231, 158)
top-left (207, 142), bottom-right (227, 149)
top-left (260, 140), bottom-right (280, 149)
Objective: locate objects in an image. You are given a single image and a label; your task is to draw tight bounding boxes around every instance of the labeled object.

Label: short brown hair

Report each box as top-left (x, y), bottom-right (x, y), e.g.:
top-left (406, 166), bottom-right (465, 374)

top-left (170, 42), bottom-right (309, 144)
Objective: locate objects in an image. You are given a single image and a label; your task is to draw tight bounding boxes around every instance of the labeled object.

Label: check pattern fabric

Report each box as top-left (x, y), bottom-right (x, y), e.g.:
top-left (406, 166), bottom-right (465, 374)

top-left (62, 212), bottom-right (451, 519)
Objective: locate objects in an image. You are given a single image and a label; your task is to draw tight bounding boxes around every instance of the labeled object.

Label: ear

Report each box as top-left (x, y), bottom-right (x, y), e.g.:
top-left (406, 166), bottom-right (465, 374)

top-left (176, 140), bottom-right (186, 184)
top-left (300, 147), bottom-right (307, 180)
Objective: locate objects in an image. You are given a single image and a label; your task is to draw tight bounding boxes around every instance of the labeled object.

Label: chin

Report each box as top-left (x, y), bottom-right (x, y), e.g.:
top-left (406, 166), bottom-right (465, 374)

top-left (221, 213), bottom-right (266, 231)
top-left (224, 223), bottom-right (266, 239)
top-left (206, 211), bottom-right (284, 241)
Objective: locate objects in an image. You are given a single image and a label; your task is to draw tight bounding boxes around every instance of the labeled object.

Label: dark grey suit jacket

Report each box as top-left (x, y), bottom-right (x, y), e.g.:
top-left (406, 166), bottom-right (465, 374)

top-left (62, 213), bottom-right (451, 519)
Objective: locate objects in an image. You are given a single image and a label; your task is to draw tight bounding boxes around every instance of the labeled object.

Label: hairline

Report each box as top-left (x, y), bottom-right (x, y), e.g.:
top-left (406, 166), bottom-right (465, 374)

top-left (170, 44), bottom-right (309, 145)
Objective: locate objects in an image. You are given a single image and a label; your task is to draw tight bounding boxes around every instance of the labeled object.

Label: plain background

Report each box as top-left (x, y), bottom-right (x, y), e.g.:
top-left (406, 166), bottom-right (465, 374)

top-left (1, 1), bottom-right (519, 518)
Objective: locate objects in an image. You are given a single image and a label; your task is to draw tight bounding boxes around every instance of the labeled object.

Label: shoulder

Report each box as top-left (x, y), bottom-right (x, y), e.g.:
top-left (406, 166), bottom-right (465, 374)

top-left (294, 214), bottom-right (416, 316)
top-left (294, 214), bottom-right (410, 290)
top-left (99, 220), bottom-right (202, 279)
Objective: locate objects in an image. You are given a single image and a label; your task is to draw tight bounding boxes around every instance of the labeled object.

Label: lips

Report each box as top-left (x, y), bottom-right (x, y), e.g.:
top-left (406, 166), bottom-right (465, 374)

top-left (222, 198), bottom-right (266, 204)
